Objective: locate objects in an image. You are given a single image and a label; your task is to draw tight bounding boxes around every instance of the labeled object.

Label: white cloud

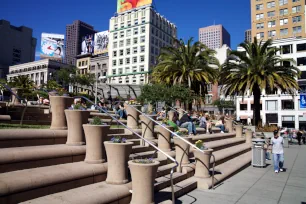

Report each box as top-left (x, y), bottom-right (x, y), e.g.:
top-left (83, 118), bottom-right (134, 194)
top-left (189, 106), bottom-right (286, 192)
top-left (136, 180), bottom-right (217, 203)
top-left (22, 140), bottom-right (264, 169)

top-left (35, 51), bottom-right (40, 57)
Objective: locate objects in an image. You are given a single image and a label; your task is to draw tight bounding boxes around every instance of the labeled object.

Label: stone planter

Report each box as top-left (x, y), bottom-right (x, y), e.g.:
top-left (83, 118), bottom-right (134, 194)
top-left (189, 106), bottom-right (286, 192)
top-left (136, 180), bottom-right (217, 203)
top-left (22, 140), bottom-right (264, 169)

top-left (225, 120), bottom-right (233, 133)
top-left (65, 110), bottom-right (90, 145)
top-left (245, 130), bottom-right (253, 144)
top-left (104, 141), bottom-right (133, 184)
top-left (168, 111), bottom-right (175, 122)
top-left (174, 137), bottom-right (191, 173)
top-left (235, 125), bottom-right (243, 138)
top-left (129, 160), bottom-right (160, 204)
top-left (157, 125), bottom-right (174, 159)
top-left (125, 104), bottom-right (141, 129)
top-left (11, 88), bottom-right (21, 104)
top-left (83, 124), bottom-right (110, 163)
top-left (50, 96), bottom-right (74, 130)
top-left (140, 115), bottom-right (157, 145)
top-left (194, 148), bottom-right (213, 178)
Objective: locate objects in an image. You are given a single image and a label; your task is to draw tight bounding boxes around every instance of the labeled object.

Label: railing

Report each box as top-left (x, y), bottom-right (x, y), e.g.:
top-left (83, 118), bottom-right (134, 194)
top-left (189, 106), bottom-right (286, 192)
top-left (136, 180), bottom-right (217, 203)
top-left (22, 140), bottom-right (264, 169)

top-left (75, 96), bottom-right (178, 204)
top-left (168, 106), bottom-right (188, 114)
top-left (126, 103), bottom-right (217, 189)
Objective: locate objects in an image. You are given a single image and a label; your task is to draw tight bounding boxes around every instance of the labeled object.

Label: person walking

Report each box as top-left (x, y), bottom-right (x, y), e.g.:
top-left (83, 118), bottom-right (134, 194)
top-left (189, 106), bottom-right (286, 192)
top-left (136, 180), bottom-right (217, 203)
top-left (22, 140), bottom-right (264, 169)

top-left (297, 130), bottom-right (303, 145)
top-left (270, 130), bottom-right (284, 173)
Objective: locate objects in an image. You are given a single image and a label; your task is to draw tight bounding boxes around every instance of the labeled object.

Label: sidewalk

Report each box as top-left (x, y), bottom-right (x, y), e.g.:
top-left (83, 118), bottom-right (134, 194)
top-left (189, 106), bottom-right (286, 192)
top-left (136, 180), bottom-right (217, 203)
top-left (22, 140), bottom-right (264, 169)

top-left (177, 144), bottom-right (306, 204)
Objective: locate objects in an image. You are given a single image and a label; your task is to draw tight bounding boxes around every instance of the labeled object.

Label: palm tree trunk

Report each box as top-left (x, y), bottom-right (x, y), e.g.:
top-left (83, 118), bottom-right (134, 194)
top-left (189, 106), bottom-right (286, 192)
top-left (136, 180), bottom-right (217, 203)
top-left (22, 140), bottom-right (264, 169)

top-left (253, 85), bottom-right (261, 126)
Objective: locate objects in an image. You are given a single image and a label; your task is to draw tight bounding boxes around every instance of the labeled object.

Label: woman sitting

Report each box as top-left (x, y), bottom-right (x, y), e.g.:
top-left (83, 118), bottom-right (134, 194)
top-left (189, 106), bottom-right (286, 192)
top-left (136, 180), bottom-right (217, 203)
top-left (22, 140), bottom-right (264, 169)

top-left (215, 116), bottom-right (226, 133)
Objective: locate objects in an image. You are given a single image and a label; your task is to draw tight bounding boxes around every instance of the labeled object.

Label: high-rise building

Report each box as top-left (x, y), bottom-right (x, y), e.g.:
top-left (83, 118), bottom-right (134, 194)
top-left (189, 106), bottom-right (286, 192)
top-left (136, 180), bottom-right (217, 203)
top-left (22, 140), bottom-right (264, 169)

top-left (65, 20), bottom-right (96, 66)
top-left (0, 19), bottom-right (37, 78)
top-left (199, 25), bottom-right (231, 49)
top-left (245, 29), bottom-right (252, 42)
top-left (108, 6), bottom-right (177, 85)
top-left (251, 0), bottom-right (305, 41)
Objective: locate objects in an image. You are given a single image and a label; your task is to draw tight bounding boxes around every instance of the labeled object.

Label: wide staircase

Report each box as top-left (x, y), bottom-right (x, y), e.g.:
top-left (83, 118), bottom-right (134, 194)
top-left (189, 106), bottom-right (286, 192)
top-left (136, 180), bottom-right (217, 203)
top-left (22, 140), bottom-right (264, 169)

top-left (0, 101), bottom-right (252, 204)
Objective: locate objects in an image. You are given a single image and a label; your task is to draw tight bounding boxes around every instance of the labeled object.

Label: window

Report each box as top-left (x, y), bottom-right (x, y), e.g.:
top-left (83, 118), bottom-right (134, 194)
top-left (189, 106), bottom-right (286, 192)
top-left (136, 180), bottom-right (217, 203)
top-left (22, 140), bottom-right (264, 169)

top-left (268, 21), bottom-right (275, 27)
top-left (119, 49), bottom-right (124, 56)
top-left (126, 58), bottom-right (130, 64)
top-left (112, 60), bottom-right (117, 66)
top-left (134, 28), bottom-right (138, 35)
top-left (267, 11), bottom-right (274, 17)
top-left (114, 24), bottom-right (118, 30)
top-left (140, 46), bottom-right (145, 52)
top-left (132, 66), bottom-right (137, 72)
top-left (280, 28), bottom-right (288, 36)
top-left (268, 30), bottom-right (276, 37)
top-left (120, 22), bottom-right (124, 28)
top-left (207, 84), bottom-right (212, 92)
top-left (113, 51), bottom-right (117, 57)
top-left (134, 19), bottom-right (138, 25)
top-left (133, 37), bottom-right (138, 44)
top-left (126, 39), bottom-right (131, 46)
top-left (297, 57), bottom-right (306, 66)
top-left (127, 21), bottom-right (131, 26)
top-left (293, 0), bottom-right (300, 2)
top-left (141, 17), bottom-right (145, 23)
top-left (281, 44), bottom-right (292, 54)
top-left (114, 33), bottom-right (118, 40)
top-left (279, 0), bottom-right (288, 5)
top-left (126, 29), bottom-right (131, 37)
top-left (240, 104), bottom-right (247, 111)
top-left (151, 55), bottom-right (155, 64)
top-left (140, 36), bottom-right (145, 43)
top-left (292, 6), bottom-right (301, 13)
top-left (297, 43), bottom-right (306, 52)
top-left (266, 100), bottom-right (278, 111)
top-left (125, 77), bottom-right (130, 83)
top-left (141, 26), bottom-right (145, 33)
top-left (113, 42), bottom-right (118, 48)
top-left (205, 95), bottom-right (213, 104)
top-left (256, 4), bottom-right (263, 10)
top-left (282, 116), bottom-right (295, 128)
top-left (279, 8), bottom-right (288, 16)
top-left (151, 27), bottom-right (154, 34)
top-left (126, 67), bottom-right (130, 73)
top-left (78, 61), bottom-right (81, 66)
top-left (293, 16), bottom-right (302, 23)
top-left (133, 47), bottom-right (138, 54)
top-left (256, 32), bottom-right (264, 39)
top-left (257, 23), bottom-right (264, 29)
top-left (118, 68), bottom-right (123, 74)
top-left (140, 65), bottom-right (145, 72)
top-left (140, 55), bottom-right (145, 62)
top-left (293, 26), bottom-right (302, 34)
top-left (282, 100), bottom-right (294, 110)
top-left (126, 48), bottom-right (131, 55)
top-left (267, 1), bottom-right (275, 8)
top-left (119, 40), bottom-right (124, 47)
top-left (119, 59), bottom-right (123, 65)
top-left (133, 57), bottom-right (137, 63)
top-left (112, 69), bottom-right (116, 75)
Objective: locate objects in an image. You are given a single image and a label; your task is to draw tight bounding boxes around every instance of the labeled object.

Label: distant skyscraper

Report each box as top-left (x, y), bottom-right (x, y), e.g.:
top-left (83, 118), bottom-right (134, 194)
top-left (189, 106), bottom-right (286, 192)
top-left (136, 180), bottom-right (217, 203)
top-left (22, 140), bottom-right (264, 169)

top-left (245, 29), bottom-right (252, 42)
top-left (65, 20), bottom-right (96, 66)
top-left (0, 19), bottom-right (37, 78)
top-left (199, 25), bottom-right (231, 49)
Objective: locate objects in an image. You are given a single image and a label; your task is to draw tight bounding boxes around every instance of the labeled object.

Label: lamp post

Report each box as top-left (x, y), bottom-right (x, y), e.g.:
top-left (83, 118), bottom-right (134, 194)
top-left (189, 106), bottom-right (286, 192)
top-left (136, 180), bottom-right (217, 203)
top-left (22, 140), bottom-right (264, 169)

top-left (95, 63), bottom-right (100, 105)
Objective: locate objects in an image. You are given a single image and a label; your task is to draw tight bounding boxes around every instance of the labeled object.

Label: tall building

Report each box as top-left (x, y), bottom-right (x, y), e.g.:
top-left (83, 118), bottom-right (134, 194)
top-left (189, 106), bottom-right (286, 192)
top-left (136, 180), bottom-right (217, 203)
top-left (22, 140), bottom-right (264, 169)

top-left (245, 29), bottom-right (252, 42)
top-left (65, 20), bottom-right (96, 66)
top-left (0, 19), bottom-right (37, 78)
top-left (199, 25), bottom-right (231, 49)
top-left (251, 0), bottom-right (305, 41)
top-left (108, 6), bottom-right (177, 85)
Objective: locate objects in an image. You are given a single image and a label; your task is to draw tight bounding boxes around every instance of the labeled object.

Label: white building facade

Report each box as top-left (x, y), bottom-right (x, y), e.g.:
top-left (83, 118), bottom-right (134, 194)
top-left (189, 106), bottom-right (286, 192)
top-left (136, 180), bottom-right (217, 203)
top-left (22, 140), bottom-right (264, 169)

top-left (236, 38), bottom-right (306, 129)
top-left (108, 5), bottom-right (177, 85)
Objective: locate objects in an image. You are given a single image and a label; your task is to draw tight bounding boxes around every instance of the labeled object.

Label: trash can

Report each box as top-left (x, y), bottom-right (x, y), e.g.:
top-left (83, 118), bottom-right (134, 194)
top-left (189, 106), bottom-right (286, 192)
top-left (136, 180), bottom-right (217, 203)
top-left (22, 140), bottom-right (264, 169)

top-left (252, 138), bottom-right (266, 168)
top-left (282, 136), bottom-right (289, 148)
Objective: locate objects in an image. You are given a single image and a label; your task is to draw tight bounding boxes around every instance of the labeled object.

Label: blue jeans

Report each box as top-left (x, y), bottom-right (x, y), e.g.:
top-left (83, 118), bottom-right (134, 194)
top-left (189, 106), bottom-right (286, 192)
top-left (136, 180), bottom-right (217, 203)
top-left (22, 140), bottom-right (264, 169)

top-left (273, 153), bottom-right (284, 171)
top-left (180, 122), bottom-right (197, 135)
top-left (117, 109), bottom-right (126, 118)
top-left (216, 125), bottom-right (225, 132)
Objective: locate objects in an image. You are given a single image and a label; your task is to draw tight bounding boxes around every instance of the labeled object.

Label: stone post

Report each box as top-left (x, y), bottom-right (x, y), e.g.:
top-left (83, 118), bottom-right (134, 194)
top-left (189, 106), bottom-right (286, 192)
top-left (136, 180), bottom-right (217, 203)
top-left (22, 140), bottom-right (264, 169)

top-left (174, 137), bottom-right (191, 173)
top-left (125, 104), bottom-right (141, 129)
top-left (140, 115), bottom-right (156, 146)
top-left (235, 125), bottom-right (243, 138)
top-left (245, 130), bottom-right (253, 144)
top-left (194, 149), bottom-right (213, 178)
top-left (225, 120), bottom-right (233, 133)
top-left (157, 126), bottom-right (173, 158)
top-left (11, 88), bottom-right (21, 104)
top-left (50, 96), bottom-right (74, 130)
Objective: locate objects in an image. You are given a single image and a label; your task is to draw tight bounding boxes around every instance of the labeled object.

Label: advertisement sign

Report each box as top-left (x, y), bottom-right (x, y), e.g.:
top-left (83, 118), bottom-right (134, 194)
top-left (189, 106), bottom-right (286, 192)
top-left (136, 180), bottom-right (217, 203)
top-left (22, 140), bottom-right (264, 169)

top-left (81, 34), bottom-right (94, 55)
top-left (40, 33), bottom-right (64, 61)
top-left (117, 0), bottom-right (152, 13)
top-left (94, 31), bottom-right (109, 55)
top-left (300, 94), bottom-right (306, 109)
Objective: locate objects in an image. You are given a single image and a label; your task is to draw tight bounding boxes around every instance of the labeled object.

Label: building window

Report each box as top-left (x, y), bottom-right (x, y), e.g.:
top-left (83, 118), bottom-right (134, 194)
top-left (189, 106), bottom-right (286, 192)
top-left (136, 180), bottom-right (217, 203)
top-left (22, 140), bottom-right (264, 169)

top-left (151, 55), bottom-right (155, 64)
top-left (133, 57), bottom-right (137, 63)
top-left (240, 104), bottom-right (247, 111)
top-left (297, 43), bottom-right (306, 52)
top-left (118, 68), bottom-right (123, 74)
top-left (119, 49), bottom-right (124, 56)
top-left (126, 58), bottom-right (130, 64)
top-left (126, 67), bottom-right (130, 73)
top-left (133, 47), bottom-right (138, 54)
top-left (279, 0), bottom-right (288, 6)
top-left (266, 114), bottom-right (278, 124)
top-left (281, 100), bottom-right (294, 110)
top-left (141, 26), bottom-right (145, 33)
top-left (112, 69), bottom-right (116, 75)
top-left (268, 30), bottom-right (276, 37)
top-left (119, 40), bottom-right (124, 47)
top-left (127, 21), bottom-right (131, 26)
top-left (293, 16), bottom-right (302, 23)
top-left (119, 59), bottom-right (123, 65)
top-left (280, 28), bottom-right (288, 36)
top-left (266, 100), bottom-right (278, 111)
top-left (297, 57), bottom-right (306, 66)
top-left (78, 61), bottom-right (81, 66)
top-left (279, 8), bottom-right (288, 16)
top-left (126, 48), bottom-right (131, 55)
top-left (140, 65), bottom-right (145, 72)
top-left (132, 66), bottom-right (137, 72)
top-left (257, 23), bottom-right (264, 29)
top-left (280, 18), bottom-right (288, 26)
top-left (293, 26), bottom-right (302, 34)
top-left (140, 46), bottom-right (145, 53)
top-left (120, 22), bottom-right (124, 28)
top-left (205, 95), bottom-right (213, 104)
top-left (207, 84), bottom-right (212, 92)
top-left (267, 1), bottom-right (275, 8)
top-left (141, 17), bottom-right (145, 23)
top-left (127, 29), bottom-right (131, 37)
top-left (114, 33), bottom-right (118, 40)
top-left (256, 4), bottom-right (263, 10)
top-left (134, 19), bottom-right (138, 25)
top-left (125, 77), bottom-right (130, 83)
top-left (282, 116), bottom-right (295, 128)
top-left (134, 28), bottom-right (138, 35)
top-left (113, 42), bottom-right (118, 48)
top-left (140, 36), bottom-right (145, 43)
top-left (281, 44), bottom-right (292, 54)
top-left (256, 32), bottom-right (264, 39)
top-left (133, 37), bottom-right (138, 44)
top-left (126, 39), bottom-right (131, 46)
top-left (113, 51), bottom-right (117, 57)
top-left (120, 31), bottom-right (124, 38)
top-left (267, 21), bottom-right (275, 28)
top-left (292, 5), bottom-right (301, 13)
top-left (140, 55), bottom-right (145, 62)
top-left (267, 11), bottom-right (275, 17)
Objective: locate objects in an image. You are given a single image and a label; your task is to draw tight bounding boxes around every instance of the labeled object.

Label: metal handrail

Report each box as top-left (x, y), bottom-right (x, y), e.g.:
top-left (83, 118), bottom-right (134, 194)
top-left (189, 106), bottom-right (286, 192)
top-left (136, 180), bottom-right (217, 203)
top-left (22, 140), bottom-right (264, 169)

top-left (167, 106), bottom-right (188, 114)
top-left (126, 103), bottom-right (217, 189)
top-left (74, 96), bottom-right (178, 204)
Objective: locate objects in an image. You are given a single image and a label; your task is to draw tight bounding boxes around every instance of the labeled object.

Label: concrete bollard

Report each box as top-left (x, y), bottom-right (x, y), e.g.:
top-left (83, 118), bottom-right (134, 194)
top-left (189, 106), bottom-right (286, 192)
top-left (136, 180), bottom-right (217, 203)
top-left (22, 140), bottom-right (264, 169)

top-left (225, 120), bottom-right (233, 133)
top-left (245, 130), bottom-right (253, 144)
top-left (194, 149), bottom-right (213, 178)
top-left (140, 115), bottom-right (156, 146)
top-left (125, 104), bottom-right (141, 129)
top-left (235, 125), bottom-right (243, 138)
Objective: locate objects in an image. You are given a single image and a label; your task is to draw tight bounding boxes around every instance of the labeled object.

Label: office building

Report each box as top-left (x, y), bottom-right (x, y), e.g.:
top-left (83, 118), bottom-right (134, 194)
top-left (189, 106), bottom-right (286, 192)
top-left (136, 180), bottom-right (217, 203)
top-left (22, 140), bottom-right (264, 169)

top-left (108, 6), bottom-right (177, 85)
top-left (251, 0), bottom-right (305, 41)
top-left (245, 29), bottom-right (252, 42)
top-left (199, 25), bottom-right (231, 49)
top-left (65, 20), bottom-right (96, 66)
top-left (0, 19), bottom-right (37, 78)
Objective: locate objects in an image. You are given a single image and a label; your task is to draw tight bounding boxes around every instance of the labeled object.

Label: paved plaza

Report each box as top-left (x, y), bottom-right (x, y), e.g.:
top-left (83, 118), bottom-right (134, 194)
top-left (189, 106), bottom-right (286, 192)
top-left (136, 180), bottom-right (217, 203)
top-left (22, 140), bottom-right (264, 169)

top-left (177, 144), bottom-right (306, 204)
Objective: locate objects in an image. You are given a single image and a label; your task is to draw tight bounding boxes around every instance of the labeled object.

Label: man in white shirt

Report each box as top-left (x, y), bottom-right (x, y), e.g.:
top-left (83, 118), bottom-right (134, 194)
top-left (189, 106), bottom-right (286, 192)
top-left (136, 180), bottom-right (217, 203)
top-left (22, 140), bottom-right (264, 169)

top-left (270, 130), bottom-right (284, 173)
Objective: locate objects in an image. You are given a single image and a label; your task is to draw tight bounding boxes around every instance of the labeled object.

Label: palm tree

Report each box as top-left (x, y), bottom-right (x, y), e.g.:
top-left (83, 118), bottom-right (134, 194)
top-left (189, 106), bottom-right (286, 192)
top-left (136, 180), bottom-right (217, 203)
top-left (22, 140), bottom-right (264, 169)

top-left (153, 38), bottom-right (219, 96)
top-left (9, 75), bottom-right (34, 89)
top-left (220, 37), bottom-right (300, 126)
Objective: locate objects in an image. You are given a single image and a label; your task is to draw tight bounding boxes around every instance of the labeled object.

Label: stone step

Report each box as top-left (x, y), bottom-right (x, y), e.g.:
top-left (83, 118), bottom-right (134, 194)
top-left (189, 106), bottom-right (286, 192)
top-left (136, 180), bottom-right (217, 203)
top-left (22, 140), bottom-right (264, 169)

top-left (154, 172), bottom-right (187, 192)
top-left (156, 163), bottom-right (177, 177)
top-left (199, 137), bottom-right (246, 152)
top-left (191, 132), bottom-right (236, 142)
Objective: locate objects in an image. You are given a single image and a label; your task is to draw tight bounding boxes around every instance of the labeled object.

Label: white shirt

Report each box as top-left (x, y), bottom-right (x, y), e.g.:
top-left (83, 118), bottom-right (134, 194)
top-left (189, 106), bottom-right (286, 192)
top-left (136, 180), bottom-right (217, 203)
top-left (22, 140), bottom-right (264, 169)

top-left (270, 136), bottom-right (284, 154)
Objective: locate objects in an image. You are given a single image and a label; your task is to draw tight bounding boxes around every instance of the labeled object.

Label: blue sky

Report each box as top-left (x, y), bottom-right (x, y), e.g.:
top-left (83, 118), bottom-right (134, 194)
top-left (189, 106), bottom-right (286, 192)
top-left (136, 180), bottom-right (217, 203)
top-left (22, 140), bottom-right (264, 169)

top-left (1, 0), bottom-right (251, 60)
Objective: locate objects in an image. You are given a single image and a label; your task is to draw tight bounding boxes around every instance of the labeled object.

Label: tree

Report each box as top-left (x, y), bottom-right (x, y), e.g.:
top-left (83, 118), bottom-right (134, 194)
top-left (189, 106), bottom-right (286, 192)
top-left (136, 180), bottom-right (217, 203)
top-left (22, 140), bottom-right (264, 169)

top-left (56, 66), bottom-right (77, 90)
top-left (41, 80), bottom-right (61, 91)
top-left (152, 38), bottom-right (219, 96)
top-left (212, 99), bottom-right (235, 113)
top-left (220, 37), bottom-right (300, 126)
top-left (9, 75), bottom-right (34, 90)
top-left (78, 73), bottom-right (95, 96)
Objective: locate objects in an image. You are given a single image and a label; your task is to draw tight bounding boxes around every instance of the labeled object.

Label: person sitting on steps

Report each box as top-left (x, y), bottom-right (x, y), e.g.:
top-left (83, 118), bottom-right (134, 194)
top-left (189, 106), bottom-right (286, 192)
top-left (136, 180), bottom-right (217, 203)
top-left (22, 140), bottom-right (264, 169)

top-left (179, 112), bottom-right (197, 136)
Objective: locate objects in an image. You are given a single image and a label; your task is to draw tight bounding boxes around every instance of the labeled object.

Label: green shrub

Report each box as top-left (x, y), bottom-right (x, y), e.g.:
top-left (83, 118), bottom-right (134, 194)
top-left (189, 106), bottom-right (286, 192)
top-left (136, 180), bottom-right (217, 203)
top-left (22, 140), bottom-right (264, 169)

top-left (91, 117), bottom-right (103, 125)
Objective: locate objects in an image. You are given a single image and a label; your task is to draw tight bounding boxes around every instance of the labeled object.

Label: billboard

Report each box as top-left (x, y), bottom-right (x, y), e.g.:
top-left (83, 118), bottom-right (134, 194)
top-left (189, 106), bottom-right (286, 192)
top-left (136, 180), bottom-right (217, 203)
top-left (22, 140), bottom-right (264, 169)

top-left (94, 31), bottom-right (109, 55)
top-left (40, 33), bottom-right (64, 61)
top-left (117, 0), bottom-right (152, 13)
top-left (300, 94), bottom-right (306, 109)
top-left (81, 34), bottom-right (94, 55)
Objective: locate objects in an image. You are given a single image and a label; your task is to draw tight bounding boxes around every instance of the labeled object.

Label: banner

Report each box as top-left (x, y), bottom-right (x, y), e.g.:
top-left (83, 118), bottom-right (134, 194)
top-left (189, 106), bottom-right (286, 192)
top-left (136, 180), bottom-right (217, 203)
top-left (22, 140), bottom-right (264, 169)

top-left (40, 33), bottom-right (64, 61)
top-left (300, 94), bottom-right (306, 108)
top-left (81, 34), bottom-right (94, 55)
top-left (117, 0), bottom-right (152, 13)
top-left (94, 31), bottom-right (109, 55)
